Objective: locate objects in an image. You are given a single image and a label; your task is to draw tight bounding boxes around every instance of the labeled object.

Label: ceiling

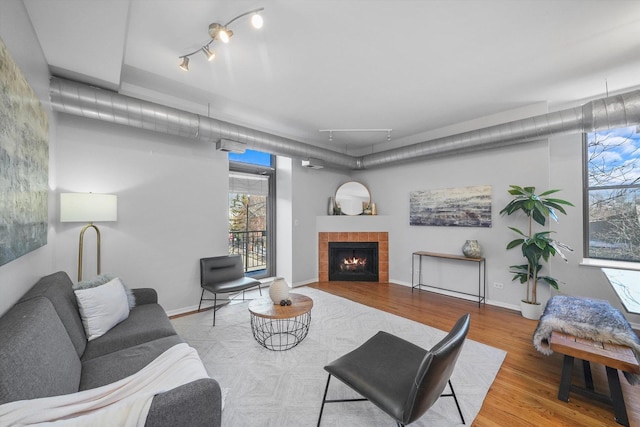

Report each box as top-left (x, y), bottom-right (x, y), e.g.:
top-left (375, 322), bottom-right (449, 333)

top-left (22, 0), bottom-right (640, 155)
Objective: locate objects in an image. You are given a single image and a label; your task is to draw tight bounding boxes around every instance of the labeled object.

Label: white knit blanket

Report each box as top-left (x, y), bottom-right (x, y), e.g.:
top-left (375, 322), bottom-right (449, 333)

top-left (0, 343), bottom-right (209, 426)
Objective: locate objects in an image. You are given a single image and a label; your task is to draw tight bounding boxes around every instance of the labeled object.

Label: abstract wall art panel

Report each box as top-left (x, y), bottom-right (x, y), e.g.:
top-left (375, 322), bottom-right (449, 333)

top-left (0, 37), bottom-right (49, 266)
top-left (410, 185), bottom-right (492, 227)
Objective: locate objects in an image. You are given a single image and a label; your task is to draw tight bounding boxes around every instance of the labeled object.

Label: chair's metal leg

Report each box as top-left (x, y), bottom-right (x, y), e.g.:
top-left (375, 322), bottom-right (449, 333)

top-left (212, 293), bottom-right (217, 326)
top-left (258, 284), bottom-right (262, 295)
top-left (197, 289), bottom-right (205, 312)
top-left (448, 380), bottom-right (465, 425)
top-left (317, 374), bottom-right (332, 427)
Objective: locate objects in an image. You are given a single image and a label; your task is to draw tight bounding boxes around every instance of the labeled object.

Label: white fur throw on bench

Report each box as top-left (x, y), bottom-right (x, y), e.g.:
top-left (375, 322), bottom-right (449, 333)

top-left (0, 343), bottom-right (208, 426)
top-left (533, 295), bottom-right (640, 385)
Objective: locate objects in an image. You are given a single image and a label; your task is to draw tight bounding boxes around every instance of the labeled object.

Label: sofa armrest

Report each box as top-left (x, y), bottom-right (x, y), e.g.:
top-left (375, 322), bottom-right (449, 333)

top-left (132, 288), bottom-right (158, 305)
top-left (144, 378), bottom-right (222, 427)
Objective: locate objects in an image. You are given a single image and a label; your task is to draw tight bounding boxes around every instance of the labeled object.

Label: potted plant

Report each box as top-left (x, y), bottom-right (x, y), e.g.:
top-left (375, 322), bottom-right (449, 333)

top-left (500, 185), bottom-right (574, 319)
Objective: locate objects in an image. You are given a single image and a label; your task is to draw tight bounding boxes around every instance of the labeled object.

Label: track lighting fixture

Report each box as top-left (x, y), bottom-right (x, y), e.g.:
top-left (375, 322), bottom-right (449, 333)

top-left (319, 129), bottom-right (394, 142)
top-left (179, 56), bottom-right (189, 71)
top-left (178, 7), bottom-right (264, 70)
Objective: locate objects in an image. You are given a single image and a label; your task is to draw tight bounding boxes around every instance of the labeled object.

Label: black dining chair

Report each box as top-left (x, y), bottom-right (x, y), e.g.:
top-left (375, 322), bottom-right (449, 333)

top-left (198, 255), bottom-right (262, 326)
top-left (317, 313), bottom-right (470, 426)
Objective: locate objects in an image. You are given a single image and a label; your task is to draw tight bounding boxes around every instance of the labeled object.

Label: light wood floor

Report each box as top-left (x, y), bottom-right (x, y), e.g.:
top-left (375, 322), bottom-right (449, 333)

top-left (308, 281), bottom-right (640, 427)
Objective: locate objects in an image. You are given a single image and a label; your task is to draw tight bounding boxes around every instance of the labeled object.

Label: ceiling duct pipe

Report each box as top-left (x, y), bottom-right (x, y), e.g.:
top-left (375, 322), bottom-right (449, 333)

top-left (48, 77), bottom-right (358, 170)
top-left (50, 76), bottom-right (640, 170)
top-left (359, 90), bottom-right (640, 169)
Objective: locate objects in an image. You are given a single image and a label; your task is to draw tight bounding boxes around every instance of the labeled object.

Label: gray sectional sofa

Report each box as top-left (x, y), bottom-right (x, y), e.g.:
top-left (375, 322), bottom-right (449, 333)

top-left (0, 271), bottom-right (221, 426)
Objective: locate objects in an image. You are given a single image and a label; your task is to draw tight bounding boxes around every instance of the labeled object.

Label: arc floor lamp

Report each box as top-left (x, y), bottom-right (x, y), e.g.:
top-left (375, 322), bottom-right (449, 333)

top-left (60, 193), bottom-right (117, 281)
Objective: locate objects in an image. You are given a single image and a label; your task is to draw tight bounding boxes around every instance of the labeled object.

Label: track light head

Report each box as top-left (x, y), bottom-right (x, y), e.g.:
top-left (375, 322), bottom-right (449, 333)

top-left (179, 56), bottom-right (189, 71)
top-left (202, 46), bottom-right (215, 61)
top-left (251, 13), bottom-right (264, 29)
top-left (219, 28), bottom-right (232, 43)
top-left (208, 23), bottom-right (232, 43)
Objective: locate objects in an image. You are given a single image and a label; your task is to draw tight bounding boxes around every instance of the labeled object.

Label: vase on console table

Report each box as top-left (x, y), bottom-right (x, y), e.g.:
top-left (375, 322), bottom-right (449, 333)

top-left (462, 240), bottom-right (481, 258)
top-left (269, 277), bottom-right (290, 304)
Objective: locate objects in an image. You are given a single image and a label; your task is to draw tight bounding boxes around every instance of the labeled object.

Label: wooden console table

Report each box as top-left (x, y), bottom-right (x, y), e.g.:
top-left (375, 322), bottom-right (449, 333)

top-left (411, 251), bottom-right (486, 307)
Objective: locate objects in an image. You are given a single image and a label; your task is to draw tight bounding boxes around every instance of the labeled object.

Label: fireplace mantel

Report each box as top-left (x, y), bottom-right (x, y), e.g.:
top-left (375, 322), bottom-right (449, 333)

top-left (316, 215), bottom-right (391, 232)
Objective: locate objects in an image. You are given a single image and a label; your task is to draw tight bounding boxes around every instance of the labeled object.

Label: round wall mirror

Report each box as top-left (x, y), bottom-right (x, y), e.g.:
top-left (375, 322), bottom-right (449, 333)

top-left (335, 181), bottom-right (371, 215)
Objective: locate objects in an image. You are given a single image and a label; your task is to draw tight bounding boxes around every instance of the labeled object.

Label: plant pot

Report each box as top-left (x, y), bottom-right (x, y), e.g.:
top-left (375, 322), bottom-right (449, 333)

top-left (520, 300), bottom-right (543, 320)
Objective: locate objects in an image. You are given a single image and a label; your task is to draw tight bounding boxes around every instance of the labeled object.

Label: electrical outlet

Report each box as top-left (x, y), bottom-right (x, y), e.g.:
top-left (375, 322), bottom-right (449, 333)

top-left (493, 282), bottom-right (504, 289)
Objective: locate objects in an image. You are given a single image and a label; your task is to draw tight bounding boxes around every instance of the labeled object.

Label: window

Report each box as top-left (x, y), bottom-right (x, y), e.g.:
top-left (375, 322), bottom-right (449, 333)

top-left (228, 149), bottom-right (275, 278)
top-left (584, 126), bottom-right (640, 262)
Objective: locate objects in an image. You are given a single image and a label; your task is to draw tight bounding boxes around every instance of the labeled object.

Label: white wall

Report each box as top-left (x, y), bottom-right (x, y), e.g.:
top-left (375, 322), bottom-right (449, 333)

top-left (291, 164), bottom-right (351, 285)
top-left (304, 119), bottom-right (640, 324)
top-left (0, 0), bottom-right (56, 315)
top-left (350, 140), bottom-right (548, 309)
top-left (54, 114), bottom-right (229, 313)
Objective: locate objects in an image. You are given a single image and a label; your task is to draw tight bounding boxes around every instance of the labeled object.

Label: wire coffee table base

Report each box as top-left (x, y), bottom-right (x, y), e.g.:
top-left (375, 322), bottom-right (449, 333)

top-left (250, 311), bottom-right (311, 351)
top-left (248, 293), bottom-right (314, 351)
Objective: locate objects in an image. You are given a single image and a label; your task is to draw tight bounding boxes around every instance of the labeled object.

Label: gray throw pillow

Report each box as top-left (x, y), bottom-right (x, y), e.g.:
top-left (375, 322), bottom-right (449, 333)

top-left (75, 273), bottom-right (136, 309)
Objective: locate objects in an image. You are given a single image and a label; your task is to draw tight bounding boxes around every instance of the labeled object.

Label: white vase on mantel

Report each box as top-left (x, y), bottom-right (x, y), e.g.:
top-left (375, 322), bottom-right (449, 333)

top-left (269, 277), bottom-right (290, 304)
top-left (520, 300), bottom-right (543, 320)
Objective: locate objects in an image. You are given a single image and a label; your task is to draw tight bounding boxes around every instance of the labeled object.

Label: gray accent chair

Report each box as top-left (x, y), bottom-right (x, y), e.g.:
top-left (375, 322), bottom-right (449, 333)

top-left (199, 255), bottom-right (262, 326)
top-left (318, 313), bottom-right (470, 426)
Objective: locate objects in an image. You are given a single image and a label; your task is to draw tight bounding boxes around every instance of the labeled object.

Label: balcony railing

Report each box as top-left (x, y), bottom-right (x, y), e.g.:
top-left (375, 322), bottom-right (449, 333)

top-left (229, 230), bottom-right (267, 274)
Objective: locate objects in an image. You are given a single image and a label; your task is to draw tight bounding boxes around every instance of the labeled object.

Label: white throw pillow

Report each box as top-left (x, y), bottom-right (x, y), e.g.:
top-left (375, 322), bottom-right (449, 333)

top-left (76, 273), bottom-right (136, 310)
top-left (75, 277), bottom-right (130, 341)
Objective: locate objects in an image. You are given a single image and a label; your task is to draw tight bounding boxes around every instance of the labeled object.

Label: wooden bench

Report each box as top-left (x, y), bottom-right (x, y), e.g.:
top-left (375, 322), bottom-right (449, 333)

top-left (550, 331), bottom-right (640, 426)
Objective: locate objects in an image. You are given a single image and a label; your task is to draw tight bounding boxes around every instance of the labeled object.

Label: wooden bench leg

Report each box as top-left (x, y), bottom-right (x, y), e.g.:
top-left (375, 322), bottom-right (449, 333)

top-left (606, 367), bottom-right (629, 427)
top-left (582, 360), bottom-right (594, 390)
top-left (558, 355), bottom-right (574, 402)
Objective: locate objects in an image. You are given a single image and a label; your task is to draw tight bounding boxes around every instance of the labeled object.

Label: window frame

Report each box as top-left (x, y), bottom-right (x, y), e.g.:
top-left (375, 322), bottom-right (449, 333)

top-left (582, 128), bottom-right (640, 265)
top-left (229, 154), bottom-right (276, 279)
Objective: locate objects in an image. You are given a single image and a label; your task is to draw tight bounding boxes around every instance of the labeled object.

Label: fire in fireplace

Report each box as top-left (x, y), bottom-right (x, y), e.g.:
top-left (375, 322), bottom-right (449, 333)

top-left (328, 242), bottom-right (379, 282)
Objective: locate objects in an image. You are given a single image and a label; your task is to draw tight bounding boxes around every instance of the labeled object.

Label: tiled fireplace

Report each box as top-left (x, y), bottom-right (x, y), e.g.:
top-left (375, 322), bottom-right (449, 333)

top-left (318, 232), bottom-right (389, 282)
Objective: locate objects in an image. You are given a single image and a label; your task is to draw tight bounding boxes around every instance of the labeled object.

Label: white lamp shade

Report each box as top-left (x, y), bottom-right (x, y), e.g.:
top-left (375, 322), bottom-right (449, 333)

top-left (60, 193), bottom-right (117, 222)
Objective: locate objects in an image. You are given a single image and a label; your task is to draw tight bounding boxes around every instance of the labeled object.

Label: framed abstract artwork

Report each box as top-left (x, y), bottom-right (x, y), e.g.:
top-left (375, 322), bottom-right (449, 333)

top-left (410, 185), bottom-right (492, 227)
top-left (0, 37), bottom-right (49, 266)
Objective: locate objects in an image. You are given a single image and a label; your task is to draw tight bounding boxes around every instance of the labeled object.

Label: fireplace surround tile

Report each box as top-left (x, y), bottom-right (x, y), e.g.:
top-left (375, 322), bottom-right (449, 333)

top-left (318, 231), bottom-right (389, 282)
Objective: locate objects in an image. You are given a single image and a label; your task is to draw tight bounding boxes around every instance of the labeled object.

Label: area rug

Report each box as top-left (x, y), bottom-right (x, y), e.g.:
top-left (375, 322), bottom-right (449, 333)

top-left (171, 287), bottom-right (506, 426)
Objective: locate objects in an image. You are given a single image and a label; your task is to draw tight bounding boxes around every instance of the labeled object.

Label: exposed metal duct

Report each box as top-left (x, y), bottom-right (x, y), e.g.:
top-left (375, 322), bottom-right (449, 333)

top-left (360, 90), bottom-right (640, 169)
top-left (49, 76), bottom-right (640, 170)
top-left (49, 77), bottom-right (358, 170)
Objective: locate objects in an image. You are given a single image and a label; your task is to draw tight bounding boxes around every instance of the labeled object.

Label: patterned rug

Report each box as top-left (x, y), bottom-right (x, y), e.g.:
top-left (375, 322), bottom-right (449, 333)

top-left (171, 287), bottom-right (506, 426)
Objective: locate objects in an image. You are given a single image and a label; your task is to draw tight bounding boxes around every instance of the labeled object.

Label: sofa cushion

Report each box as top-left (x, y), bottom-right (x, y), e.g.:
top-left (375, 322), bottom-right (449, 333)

top-left (80, 335), bottom-right (184, 390)
top-left (0, 297), bottom-right (81, 405)
top-left (81, 303), bottom-right (178, 361)
top-left (18, 271), bottom-right (87, 357)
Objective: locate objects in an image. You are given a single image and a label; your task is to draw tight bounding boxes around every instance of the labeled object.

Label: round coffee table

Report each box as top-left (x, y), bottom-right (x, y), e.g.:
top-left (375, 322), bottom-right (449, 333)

top-left (248, 293), bottom-right (313, 351)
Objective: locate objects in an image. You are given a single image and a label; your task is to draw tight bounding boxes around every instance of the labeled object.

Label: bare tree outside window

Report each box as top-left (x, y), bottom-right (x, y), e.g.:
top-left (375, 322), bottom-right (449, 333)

top-left (585, 126), bottom-right (640, 262)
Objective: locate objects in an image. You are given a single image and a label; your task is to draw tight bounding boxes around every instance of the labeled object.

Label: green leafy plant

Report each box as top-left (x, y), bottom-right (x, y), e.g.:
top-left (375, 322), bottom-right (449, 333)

top-left (500, 185), bottom-right (574, 305)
